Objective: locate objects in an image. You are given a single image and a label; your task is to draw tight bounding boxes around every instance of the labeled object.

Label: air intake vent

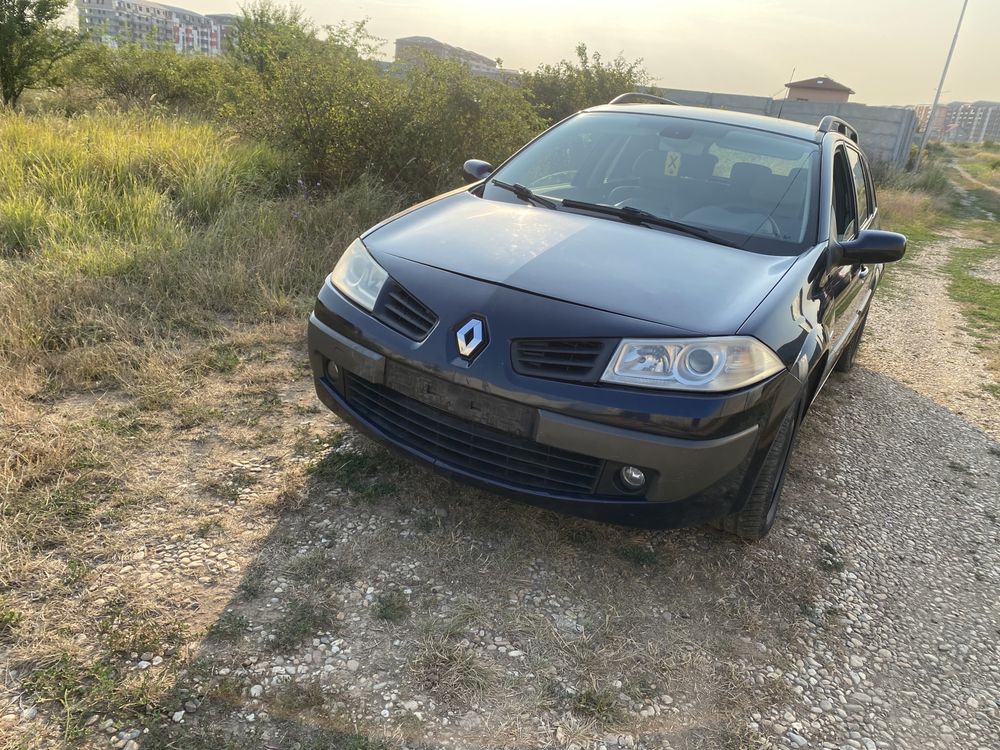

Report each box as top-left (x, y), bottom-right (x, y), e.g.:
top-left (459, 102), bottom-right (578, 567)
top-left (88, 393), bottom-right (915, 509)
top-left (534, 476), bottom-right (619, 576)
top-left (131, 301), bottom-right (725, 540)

top-left (345, 373), bottom-right (603, 494)
top-left (511, 339), bottom-right (614, 383)
top-left (373, 280), bottom-right (437, 341)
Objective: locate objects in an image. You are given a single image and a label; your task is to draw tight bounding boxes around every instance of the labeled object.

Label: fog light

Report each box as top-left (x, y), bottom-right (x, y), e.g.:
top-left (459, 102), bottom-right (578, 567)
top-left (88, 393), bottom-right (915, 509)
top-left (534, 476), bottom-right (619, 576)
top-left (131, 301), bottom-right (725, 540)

top-left (326, 360), bottom-right (340, 380)
top-left (619, 465), bottom-right (646, 490)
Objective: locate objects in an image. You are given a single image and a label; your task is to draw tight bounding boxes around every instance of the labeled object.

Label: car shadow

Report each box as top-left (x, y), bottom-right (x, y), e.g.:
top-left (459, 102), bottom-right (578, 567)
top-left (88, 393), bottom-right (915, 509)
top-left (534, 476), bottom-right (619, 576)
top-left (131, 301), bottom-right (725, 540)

top-left (136, 366), bottom-right (999, 750)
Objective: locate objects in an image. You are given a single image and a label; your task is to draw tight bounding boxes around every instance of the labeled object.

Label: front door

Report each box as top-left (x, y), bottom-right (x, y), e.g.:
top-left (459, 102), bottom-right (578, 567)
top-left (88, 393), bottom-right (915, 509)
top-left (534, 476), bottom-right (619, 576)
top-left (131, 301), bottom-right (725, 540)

top-left (826, 145), bottom-right (867, 356)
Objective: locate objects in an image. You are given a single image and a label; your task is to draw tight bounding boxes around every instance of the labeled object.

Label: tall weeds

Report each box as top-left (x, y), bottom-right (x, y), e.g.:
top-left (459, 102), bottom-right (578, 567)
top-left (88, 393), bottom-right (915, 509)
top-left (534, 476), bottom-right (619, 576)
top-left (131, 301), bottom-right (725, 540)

top-left (0, 112), bottom-right (404, 395)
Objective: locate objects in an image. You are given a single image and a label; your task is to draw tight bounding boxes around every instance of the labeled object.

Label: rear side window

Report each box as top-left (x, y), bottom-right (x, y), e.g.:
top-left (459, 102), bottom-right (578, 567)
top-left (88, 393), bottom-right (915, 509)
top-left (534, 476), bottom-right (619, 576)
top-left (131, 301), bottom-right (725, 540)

top-left (845, 148), bottom-right (871, 225)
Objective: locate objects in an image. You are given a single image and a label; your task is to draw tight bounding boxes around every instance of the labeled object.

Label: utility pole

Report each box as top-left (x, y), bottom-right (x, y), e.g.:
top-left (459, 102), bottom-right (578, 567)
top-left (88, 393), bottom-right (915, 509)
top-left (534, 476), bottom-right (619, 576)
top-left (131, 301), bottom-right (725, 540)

top-left (915, 0), bottom-right (970, 169)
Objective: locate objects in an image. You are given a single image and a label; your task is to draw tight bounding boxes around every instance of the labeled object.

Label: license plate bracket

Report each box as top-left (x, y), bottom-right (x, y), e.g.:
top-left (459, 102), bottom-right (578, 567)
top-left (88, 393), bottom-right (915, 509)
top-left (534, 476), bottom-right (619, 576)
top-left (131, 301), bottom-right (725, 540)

top-left (384, 362), bottom-right (535, 437)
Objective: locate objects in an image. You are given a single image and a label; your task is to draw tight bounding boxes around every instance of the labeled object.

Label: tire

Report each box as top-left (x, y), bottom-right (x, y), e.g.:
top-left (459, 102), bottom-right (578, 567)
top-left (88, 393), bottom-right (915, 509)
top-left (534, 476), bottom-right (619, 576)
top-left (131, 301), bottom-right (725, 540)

top-left (712, 398), bottom-right (801, 541)
top-left (833, 313), bottom-right (868, 373)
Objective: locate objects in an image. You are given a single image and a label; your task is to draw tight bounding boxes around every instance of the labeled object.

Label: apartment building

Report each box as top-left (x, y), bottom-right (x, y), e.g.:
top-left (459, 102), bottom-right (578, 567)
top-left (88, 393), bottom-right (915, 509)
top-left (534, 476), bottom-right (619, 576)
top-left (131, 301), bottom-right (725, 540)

top-left (915, 101), bottom-right (1000, 144)
top-left (76, 0), bottom-right (237, 55)
top-left (394, 36), bottom-right (518, 80)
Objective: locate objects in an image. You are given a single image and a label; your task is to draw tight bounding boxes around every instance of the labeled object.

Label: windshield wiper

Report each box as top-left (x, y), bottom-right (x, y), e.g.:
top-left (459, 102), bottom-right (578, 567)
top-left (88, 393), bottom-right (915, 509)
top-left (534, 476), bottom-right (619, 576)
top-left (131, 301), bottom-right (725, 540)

top-left (561, 199), bottom-right (739, 248)
top-left (491, 179), bottom-right (558, 209)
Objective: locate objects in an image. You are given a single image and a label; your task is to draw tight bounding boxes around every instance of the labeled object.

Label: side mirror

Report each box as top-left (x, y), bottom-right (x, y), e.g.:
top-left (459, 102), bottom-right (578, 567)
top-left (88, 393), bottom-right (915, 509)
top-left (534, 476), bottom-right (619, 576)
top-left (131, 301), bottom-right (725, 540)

top-left (463, 159), bottom-right (494, 182)
top-left (834, 229), bottom-right (907, 265)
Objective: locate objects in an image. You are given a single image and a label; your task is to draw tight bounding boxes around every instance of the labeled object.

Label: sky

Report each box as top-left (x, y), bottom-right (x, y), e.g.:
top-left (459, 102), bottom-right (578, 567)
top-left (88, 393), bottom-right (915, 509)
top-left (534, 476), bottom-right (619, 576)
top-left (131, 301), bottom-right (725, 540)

top-left (177, 0), bottom-right (998, 105)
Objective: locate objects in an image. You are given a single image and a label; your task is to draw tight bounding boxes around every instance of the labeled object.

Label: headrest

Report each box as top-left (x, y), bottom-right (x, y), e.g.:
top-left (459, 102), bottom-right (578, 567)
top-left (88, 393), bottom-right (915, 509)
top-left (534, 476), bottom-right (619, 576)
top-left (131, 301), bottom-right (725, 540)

top-left (678, 153), bottom-right (718, 179)
top-left (730, 162), bottom-right (773, 185)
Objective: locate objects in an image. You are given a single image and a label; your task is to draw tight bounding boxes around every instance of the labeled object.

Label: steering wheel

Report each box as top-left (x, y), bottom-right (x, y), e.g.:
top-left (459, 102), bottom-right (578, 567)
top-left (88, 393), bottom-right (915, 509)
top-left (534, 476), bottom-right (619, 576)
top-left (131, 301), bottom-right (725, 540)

top-left (717, 206), bottom-right (782, 238)
top-left (527, 171), bottom-right (575, 188)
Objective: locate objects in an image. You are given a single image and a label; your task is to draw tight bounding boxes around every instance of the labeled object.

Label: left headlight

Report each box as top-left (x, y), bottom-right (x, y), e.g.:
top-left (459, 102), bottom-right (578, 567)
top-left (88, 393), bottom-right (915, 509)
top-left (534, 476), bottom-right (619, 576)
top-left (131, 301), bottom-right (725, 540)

top-left (600, 336), bottom-right (785, 392)
top-left (330, 238), bottom-right (388, 311)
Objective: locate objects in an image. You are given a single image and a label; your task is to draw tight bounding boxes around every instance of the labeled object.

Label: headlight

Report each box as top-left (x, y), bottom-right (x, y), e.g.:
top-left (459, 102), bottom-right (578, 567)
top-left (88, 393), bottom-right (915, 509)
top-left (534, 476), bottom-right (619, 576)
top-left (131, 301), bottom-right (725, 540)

top-left (600, 337), bottom-right (785, 392)
top-left (330, 238), bottom-right (388, 311)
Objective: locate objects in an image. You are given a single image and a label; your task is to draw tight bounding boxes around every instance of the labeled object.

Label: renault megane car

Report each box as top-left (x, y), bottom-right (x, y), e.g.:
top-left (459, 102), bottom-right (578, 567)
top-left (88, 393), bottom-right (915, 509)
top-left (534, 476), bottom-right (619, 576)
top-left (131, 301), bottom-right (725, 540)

top-left (307, 93), bottom-right (906, 540)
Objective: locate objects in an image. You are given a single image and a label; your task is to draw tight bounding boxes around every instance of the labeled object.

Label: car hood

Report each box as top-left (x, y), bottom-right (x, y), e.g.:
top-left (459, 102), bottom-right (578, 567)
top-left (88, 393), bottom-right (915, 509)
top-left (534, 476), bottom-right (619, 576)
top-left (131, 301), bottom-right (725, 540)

top-left (364, 191), bottom-right (798, 335)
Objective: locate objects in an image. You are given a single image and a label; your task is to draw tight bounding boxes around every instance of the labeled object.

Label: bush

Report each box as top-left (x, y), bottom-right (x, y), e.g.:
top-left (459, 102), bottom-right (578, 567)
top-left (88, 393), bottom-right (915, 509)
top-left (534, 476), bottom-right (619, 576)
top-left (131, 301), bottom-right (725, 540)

top-left (224, 20), bottom-right (544, 196)
top-left (387, 55), bottom-right (546, 195)
top-left (59, 42), bottom-right (228, 111)
top-left (222, 23), bottom-right (400, 186)
top-left (870, 158), bottom-right (952, 198)
top-left (522, 44), bottom-right (652, 123)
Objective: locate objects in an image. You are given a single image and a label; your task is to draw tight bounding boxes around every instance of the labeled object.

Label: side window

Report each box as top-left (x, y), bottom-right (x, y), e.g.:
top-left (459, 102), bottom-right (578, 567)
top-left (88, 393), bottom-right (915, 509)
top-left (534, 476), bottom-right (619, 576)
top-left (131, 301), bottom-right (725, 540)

top-left (832, 148), bottom-right (859, 241)
top-left (845, 148), bottom-right (871, 224)
top-left (861, 152), bottom-right (877, 214)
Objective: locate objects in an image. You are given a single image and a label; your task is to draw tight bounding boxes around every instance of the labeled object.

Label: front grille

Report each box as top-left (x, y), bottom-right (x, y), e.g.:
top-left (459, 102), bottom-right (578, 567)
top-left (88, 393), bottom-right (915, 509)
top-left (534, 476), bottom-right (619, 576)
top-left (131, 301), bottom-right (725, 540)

top-left (345, 374), bottom-right (602, 494)
top-left (373, 280), bottom-right (437, 340)
top-left (511, 339), bottom-right (614, 383)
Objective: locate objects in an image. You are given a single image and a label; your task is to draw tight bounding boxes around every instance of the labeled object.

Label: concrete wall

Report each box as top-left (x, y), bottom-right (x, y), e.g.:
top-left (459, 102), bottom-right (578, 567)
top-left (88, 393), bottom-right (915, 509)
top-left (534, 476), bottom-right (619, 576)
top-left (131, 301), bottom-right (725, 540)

top-left (656, 87), bottom-right (917, 167)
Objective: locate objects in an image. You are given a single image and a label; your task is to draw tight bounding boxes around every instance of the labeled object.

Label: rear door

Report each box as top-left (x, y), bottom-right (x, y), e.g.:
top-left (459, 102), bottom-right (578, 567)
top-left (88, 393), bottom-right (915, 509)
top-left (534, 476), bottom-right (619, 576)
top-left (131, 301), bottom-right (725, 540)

top-left (826, 144), bottom-right (867, 355)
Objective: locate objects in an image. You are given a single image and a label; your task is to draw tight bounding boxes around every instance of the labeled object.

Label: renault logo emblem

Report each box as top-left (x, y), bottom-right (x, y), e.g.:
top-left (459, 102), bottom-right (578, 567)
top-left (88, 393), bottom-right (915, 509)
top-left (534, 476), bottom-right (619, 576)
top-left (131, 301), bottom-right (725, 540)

top-left (455, 316), bottom-right (488, 359)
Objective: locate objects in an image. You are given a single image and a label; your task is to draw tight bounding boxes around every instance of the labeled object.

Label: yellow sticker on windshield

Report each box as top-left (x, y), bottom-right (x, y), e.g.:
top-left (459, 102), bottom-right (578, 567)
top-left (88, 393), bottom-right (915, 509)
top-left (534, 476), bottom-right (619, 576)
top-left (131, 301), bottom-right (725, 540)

top-left (664, 152), bottom-right (681, 176)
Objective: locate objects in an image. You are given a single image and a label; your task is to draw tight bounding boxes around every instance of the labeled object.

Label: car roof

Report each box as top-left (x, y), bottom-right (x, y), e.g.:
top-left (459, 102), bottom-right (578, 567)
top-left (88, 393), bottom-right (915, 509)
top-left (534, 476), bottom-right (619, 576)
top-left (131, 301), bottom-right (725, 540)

top-left (583, 103), bottom-right (821, 143)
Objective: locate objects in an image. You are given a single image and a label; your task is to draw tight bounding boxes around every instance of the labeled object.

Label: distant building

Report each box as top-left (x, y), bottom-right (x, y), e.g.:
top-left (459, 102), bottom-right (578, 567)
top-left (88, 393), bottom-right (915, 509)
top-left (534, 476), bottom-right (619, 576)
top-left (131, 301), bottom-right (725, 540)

top-left (784, 76), bottom-right (854, 104)
top-left (915, 101), bottom-right (1000, 143)
top-left (76, 0), bottom-right (237, 55)
top-left (394, 36), bottom-right (517, 79)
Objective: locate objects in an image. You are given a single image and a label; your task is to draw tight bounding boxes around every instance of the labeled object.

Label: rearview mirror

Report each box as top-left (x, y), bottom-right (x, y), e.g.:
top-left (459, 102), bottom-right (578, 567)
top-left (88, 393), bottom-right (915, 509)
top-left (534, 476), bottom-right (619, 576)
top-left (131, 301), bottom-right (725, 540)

top-left (463, 159), bottom-right (494, 181)
top-left (834, 229), bottom-right (907, 265)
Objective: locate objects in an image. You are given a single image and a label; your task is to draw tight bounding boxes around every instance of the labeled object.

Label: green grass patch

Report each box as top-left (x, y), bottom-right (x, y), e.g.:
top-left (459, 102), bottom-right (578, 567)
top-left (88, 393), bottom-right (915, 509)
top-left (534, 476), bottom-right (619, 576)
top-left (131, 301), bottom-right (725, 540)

top-left (573, 686), bottom-right (624, 723)
top-left (21, 652), bottom-right (168, 742)
top-left (208, 611), bottom-right (250, 644)
top-left (945, 244), bottom-right (1000, 334)
top-left (285, 549), bottom-right (334, 582)
top-left (0, 602), bottom-right (22, 639)
top-left (270, 600), bottom-right (336, 652)
top-left (308, 436), bottom-right (412, 498)
top-left (373, 590), bottom-right (411, 623)
top-left (614, 542), bottom-right (658, 568)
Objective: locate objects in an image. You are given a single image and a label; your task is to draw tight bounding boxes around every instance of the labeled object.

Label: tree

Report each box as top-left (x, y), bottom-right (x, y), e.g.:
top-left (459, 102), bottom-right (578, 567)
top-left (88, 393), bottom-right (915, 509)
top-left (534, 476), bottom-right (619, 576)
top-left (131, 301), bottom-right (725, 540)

top-left (228, 1), bottom-right (317, 76)
top-left (522, 44), bottom-right (653, 124)
top-left (0, 0), bottom-right (80, 107)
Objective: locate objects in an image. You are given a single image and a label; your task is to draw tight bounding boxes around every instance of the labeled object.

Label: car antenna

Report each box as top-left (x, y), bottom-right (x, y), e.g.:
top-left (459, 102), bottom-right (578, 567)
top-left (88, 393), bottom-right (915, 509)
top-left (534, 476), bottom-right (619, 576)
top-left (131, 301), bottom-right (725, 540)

top-left (776, 66), bottom-right (795, 120)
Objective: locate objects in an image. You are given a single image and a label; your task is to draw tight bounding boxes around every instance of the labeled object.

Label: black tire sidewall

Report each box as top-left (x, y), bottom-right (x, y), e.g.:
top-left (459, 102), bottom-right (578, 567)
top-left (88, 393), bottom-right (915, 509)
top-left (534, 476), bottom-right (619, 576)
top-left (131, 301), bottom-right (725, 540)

top-left (744, 396), bottom-right (803, 539)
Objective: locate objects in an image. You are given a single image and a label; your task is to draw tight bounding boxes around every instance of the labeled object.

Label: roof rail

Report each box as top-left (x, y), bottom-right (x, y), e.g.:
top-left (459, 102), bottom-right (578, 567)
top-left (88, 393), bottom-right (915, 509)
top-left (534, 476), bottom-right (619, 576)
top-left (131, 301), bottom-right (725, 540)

top-left (817, 115), bottom-right (860, 144)
top-left (609, 92), bottom-right (678, 106)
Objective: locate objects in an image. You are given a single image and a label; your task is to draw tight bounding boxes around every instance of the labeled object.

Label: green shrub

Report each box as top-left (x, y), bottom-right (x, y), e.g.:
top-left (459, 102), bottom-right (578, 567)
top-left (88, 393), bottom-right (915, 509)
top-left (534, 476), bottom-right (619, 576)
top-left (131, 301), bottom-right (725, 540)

top-left (221, 12), bottom-right (544, 196)
top-left (523, 43), bottom-right (652, 123)
top-left (61, 42), bottom-right (228, 111)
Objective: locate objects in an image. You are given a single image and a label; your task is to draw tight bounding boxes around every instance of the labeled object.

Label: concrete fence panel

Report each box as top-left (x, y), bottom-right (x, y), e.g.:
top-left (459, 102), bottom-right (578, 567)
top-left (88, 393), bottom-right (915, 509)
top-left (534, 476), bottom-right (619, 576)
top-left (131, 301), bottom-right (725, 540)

top-left (651, 87), bottom-right (917, 167)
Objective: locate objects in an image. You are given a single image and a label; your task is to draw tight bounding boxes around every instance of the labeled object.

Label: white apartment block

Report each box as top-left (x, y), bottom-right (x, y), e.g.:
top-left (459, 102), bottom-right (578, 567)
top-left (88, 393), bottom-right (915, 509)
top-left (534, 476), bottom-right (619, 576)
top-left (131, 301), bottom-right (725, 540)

top-left (76, 0), bottom-right (237, 55)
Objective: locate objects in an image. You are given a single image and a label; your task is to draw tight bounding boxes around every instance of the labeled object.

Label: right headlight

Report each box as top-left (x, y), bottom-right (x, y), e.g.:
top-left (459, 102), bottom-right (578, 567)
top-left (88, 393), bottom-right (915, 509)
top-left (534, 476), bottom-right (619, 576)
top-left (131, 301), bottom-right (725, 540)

top-left (330, 238), bottom-right (388, 311)
top-left (600, 336), bottom-right (785, 392)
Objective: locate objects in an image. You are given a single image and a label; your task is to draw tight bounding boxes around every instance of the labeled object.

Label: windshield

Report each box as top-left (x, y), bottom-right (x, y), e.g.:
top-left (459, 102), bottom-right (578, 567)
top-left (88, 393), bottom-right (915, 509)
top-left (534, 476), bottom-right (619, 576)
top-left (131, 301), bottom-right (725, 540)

top-left (483, 111), bottom-right (820, 254)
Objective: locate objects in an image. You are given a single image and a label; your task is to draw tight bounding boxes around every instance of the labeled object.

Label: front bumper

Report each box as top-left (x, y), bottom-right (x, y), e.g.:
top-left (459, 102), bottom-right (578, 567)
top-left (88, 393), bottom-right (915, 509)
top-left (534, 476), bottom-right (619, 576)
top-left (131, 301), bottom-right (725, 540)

top-left (307, 277), bottom-right (803, 528)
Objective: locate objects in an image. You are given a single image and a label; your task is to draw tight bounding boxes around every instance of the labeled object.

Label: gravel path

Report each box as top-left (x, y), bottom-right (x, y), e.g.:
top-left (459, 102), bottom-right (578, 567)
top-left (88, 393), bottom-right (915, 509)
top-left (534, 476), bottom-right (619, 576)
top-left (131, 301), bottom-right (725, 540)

top-left (862, 230), bottom-right (1000, 440)
top-left (764, 370), bottom-right (1000, 750)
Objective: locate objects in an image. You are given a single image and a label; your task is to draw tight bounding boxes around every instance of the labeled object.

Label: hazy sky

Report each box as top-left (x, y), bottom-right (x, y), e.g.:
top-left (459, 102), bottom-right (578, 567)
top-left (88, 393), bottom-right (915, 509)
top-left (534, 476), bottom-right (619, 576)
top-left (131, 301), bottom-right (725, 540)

top-left (181, 0), bottom-right (997, 105)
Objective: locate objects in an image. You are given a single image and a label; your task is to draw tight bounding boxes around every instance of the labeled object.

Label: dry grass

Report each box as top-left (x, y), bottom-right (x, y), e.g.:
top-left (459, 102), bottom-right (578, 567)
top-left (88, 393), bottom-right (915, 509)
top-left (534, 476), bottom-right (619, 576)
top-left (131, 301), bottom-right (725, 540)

top-left (0, 113), bottom-right (404, 746)
top-left (878, 187), bottom-right (947, 246)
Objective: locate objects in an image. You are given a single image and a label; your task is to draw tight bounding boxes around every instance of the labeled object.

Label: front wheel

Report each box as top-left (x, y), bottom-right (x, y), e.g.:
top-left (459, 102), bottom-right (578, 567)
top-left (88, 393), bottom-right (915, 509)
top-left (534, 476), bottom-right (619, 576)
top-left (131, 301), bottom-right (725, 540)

top-left (834, 312), bottom-right (868, 373)
top-left (712, 398), bottom-right (801, 541)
